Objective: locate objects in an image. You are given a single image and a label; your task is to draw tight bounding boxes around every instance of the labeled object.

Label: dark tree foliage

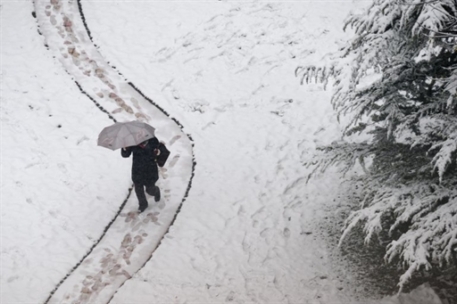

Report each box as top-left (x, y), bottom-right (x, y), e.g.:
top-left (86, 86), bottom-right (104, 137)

top-left (298, 0), bottom-right (457, 291)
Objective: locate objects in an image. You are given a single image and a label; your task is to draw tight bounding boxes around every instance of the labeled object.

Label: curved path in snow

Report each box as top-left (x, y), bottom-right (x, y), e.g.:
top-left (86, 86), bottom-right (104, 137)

top-left (34, 0), bottom-right (195, 303)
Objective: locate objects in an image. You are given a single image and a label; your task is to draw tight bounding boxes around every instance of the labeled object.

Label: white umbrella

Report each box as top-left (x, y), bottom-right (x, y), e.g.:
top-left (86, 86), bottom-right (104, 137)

top-left (97, 121), bottom-right (156, 150)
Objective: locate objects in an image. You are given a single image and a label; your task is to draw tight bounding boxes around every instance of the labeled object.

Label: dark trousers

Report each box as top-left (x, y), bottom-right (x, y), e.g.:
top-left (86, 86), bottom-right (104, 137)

top-left (134, 180), bottom-right (158, 210)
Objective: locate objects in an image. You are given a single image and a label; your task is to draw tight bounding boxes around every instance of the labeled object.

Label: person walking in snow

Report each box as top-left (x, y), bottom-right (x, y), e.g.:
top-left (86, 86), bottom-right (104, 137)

top-left (122, 137), bottom-right (161, 213)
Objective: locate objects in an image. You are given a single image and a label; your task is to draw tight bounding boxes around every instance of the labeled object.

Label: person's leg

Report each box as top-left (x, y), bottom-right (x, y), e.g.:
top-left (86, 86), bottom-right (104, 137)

top-left (145, 182), bottom-right (155, 196)
top-left (145, 181), bottom-right (160, 202)
top-left (134, 182), bottom-right (148, 212)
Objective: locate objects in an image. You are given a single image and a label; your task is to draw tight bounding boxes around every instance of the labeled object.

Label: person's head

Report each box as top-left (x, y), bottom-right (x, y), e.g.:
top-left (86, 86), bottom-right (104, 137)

top-left (139, 139), bottom-right (149, 148)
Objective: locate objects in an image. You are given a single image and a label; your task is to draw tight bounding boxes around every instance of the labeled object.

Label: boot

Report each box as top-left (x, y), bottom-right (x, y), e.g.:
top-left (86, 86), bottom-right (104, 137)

top-left (135, 183), bottom-right (148, 213)
top-left (154, 186), bottom-right (161, 202)
top-left (138, 203), bottom-right (148, 213)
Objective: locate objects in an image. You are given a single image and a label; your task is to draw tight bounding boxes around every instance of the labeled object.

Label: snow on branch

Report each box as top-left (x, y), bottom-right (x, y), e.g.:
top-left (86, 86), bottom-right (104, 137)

top-left (339, 182), bottom-right (457, 292)
top-left (305, 141), bottom-right (372, 182)
top-left (430, 137), bottom-right (457, 182)
top-left (408, 0), bottom-right (457, 35)
top-left (386, 194), bottom-right (457, 291)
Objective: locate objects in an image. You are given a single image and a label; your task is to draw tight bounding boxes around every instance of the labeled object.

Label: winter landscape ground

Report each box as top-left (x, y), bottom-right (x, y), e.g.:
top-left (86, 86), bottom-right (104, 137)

top-left (1, 0), bottom-right (449, 303)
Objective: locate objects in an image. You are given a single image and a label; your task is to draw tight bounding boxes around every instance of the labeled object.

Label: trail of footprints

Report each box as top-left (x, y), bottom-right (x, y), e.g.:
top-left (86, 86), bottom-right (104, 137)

top-left (59, 135), bottom-right (180, 302)
top-left (44, 0), bottom-right (150, 121)
top-left (64, 210), bottom-right (164, 302)
top-left (37, 0), bottom-right (190, 302)
top-left (63, 214), bottom-right (152, 303)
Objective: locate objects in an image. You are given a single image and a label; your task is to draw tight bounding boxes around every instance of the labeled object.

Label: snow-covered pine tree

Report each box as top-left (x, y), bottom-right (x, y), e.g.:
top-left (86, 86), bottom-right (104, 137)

top-left (299, 0), bottom-right (457, 293)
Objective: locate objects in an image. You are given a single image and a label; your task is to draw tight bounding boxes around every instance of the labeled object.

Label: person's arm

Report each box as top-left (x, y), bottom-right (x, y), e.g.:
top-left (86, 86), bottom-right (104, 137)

top-left (148, 138), bottom-right (160, 160)
top-left (121, 147), bottom-right (132, 158)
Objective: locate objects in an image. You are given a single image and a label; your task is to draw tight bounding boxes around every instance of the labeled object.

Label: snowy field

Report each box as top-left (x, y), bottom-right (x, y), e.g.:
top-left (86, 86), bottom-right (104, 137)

top-left (1, 0), bottom-right (445, 303)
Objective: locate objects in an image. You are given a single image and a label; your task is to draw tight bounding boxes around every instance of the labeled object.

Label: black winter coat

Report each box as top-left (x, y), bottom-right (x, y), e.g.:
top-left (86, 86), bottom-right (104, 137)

top-left (121, 137), bottom-right (160, 184)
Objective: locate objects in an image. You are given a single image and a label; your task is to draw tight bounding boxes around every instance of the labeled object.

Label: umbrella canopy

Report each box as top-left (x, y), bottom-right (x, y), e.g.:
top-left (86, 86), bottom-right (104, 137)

top-left (97, 121), bottom-right (156, 150)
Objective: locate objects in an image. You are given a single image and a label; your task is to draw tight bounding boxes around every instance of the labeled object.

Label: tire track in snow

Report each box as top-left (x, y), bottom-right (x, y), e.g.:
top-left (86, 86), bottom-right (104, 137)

top-left (33, 0), bottom-right (195, 303)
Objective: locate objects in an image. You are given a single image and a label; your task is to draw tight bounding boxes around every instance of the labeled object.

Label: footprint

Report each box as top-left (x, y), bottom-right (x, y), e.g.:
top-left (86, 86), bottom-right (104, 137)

top-left (108, 264), bottom-right (121, 276)
top-left (72, 57), bottom-right (81, 66)
top-left (130, 97), bottom-right (141, 109)
top-left (100, 253), bottom-right (114, 269)
top-left (226, 291), bottom-right (235, 302)
top-left (57, 163), bottom-right (67, 173)
top-left (160, 170), bottom-right (168, 179)
top-left (79, 291), bottom-right (91, 302)
top-left (121, 234), bottom-right (132, 248)
top-left (149, 212), bottom-right (160, 222)
top-left (123, 246), bottom-right (135, 263)
top-left (112, 108), bottom-right (123, 114)
top-left (169, 135), bottom-right (181, 146)
top-left (82, 277), bottom-right (92, 286)
top-left (131, 222), bottom-right (142, 232)
top-left (140, 212), bottom-right (160, 224)
top-left (91, 278), bottom-right (108, 292)
top-left (81, 285), bottom-right (92, 294)
top-left (260, 228), bottom-right (270, 238)
top-left (169, 155), bottom-right (180, 168)
top-left (124, 211), bottom-right (137, 223)
top-left (134, 235), bottom-right (143, 244)
top-left (120, 269), bottom-right (131, 278)
top-left (135, 112), bottom-right (150, 121)
top-left (251, 206), bottom-right (265, 222)
top-left (157, 200), bottom-right (166, 209)
top-left (283, 227), bottom-right (291, 238)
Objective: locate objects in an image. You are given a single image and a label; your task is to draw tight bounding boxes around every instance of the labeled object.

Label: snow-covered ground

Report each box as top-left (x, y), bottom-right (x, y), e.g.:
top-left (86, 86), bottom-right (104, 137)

top-left (1, 0), bottom-right (444, 303)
